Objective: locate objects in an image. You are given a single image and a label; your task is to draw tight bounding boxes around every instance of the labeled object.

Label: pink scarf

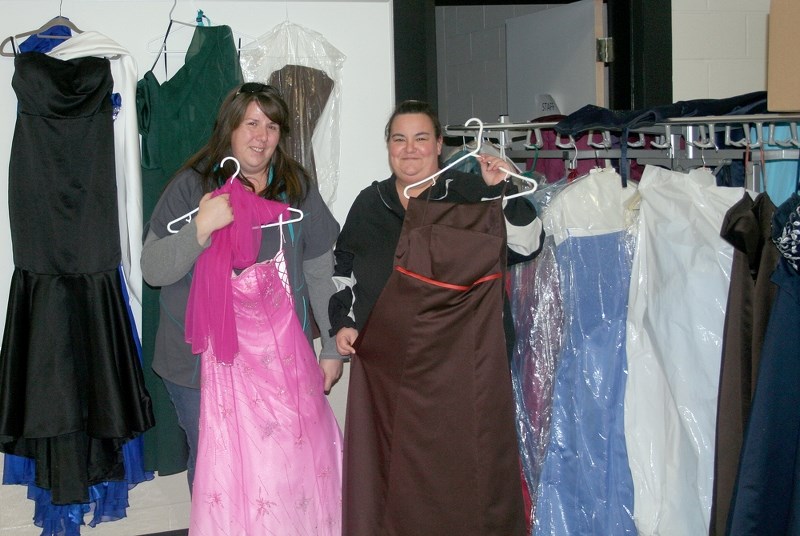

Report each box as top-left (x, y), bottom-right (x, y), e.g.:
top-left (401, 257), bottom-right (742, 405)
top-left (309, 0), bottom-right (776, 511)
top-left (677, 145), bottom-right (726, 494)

top-left (185, 179), bottom-right (289, 364)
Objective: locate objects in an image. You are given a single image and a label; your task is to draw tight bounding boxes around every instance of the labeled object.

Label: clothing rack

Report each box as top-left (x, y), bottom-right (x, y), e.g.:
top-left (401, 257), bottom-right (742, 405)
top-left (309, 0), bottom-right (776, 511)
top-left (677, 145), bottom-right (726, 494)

top-left (445, 113), bottom-right (800, 191)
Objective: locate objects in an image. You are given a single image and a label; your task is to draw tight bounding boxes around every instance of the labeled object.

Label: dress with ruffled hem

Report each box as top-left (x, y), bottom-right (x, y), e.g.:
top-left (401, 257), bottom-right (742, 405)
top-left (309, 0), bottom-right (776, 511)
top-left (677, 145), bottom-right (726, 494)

top-left (0, 51), bottom-right (154, 505)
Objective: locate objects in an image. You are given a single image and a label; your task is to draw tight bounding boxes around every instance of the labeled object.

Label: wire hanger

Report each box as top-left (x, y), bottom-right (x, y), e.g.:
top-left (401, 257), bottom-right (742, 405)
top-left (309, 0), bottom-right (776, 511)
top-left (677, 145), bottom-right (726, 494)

top-left (402, 117), bottom-right (538, 200)
top-left (0, 3), bottom-right (82, 57)
top-left (147, 1), bottom-right (254, 59)
top-left (167, 157), bottom-right (304, 234)
top-left (148, 0), bottom-right (201, 71)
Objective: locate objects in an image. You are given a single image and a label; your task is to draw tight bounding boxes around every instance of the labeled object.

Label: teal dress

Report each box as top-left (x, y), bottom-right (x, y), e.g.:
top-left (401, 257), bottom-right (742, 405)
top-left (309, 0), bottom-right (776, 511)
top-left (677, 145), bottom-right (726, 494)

top-left (136, 25), bottom-right (243, 475)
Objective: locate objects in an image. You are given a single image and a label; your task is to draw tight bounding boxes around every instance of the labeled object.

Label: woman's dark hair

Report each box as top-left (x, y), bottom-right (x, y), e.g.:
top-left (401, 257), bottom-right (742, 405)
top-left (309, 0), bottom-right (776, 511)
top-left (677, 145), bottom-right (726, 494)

top-left (180, 83), bottom-right (311, 206)
top-left (384, 100), bottom-right (443, 142)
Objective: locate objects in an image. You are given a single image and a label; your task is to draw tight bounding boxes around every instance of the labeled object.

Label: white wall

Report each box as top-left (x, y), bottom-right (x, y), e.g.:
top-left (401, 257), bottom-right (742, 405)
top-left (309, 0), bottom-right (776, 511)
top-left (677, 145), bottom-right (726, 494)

top-left (672, 0), bottom-right (770, 100)
top-left (0, 1), bottom-right (393, 534)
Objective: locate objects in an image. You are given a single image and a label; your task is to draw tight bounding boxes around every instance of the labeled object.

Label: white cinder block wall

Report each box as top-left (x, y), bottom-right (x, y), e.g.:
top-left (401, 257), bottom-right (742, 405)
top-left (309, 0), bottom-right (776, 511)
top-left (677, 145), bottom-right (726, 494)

top-left (436, 0), bottom-right (771, 126)
top-left (672, 0), bottom-right (770, 100)
top-left (0, 0), bottom-right (774, 534)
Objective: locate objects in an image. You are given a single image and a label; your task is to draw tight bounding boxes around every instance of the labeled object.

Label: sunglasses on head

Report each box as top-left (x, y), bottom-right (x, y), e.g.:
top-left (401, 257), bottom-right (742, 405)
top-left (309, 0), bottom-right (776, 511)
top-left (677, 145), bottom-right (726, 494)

top-left (236, 82), bottom-right (280, 96)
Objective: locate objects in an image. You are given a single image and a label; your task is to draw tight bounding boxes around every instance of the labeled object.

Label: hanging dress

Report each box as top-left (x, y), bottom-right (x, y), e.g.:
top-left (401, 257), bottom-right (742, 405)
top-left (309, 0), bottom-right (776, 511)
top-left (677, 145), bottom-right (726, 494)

top-left (532, 168), bottom-right (637, 536)
top-left (49, 30), bottom-right (145, 343)
top-left (136, 24), bottom-right (243, 475)
top-left (240, 20), bottom-right (346, 204)
top-left (268, 64), bottom-right (334, 185)
top-left (344, 195), bottom-right (526, 536)
top-left (509, 234), bottom-right (562, 529)
top-left (188, 183), bottom-right (342, 535)
top-left (726, 193), bottom-right (800, 536)
top-left (710, 192), bottom-right (779, 536)
top-left (624, 165), bottom-right (743, 536)
top-left (0, 51), bottom-right (153, 505)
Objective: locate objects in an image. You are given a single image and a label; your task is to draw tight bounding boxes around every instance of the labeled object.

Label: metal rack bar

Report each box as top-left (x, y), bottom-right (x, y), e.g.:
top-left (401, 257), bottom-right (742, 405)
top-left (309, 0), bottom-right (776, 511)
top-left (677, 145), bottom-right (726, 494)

top-left (445, 114), bottom-right (800, 170)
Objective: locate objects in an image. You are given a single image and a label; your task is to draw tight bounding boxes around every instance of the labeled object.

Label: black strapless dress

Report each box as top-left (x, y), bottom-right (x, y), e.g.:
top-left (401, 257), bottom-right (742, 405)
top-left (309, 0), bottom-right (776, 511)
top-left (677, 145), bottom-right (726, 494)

top-left (0, 51), bottom-right (154, 505)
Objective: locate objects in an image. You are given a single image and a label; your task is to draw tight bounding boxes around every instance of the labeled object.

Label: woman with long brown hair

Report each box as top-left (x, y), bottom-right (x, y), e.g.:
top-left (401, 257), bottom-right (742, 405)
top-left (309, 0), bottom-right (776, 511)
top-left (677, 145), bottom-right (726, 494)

top-left (142, 83), bottom-right (344, 534)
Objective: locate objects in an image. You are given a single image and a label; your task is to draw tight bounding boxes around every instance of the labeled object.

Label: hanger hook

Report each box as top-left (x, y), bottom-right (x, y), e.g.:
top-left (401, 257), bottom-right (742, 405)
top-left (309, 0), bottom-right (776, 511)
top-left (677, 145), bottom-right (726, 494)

top-left (463, 117), bottom-right (485, 143)
top-left (569, 139), bottom-right (578, 169)
top-left (169, 0), bottom-right (177, 20)
top-left (221, 156), bottom-right (241, 182)
top-left (59, 0), bottom-right (63, 16)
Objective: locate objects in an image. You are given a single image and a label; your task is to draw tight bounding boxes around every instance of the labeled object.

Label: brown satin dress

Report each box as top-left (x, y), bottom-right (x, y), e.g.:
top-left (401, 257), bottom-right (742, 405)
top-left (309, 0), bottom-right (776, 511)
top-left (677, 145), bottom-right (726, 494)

top-left (343, 195), bottom-right (526, 536)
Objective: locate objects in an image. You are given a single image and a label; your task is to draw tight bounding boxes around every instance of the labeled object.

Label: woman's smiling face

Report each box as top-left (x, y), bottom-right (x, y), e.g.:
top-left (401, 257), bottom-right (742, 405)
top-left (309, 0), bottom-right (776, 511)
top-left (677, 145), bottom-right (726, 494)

top-left (387, 112), bottom-right (443, 188)
top-left (230, 100), bottom-right (281, 189)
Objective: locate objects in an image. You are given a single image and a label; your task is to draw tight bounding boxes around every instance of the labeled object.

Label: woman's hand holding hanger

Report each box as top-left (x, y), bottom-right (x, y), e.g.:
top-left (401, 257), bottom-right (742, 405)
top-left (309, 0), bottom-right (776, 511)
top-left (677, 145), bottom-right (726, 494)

top-left (476, 154), bottom-right (510, 186)
top-left (195, 192), bottom-right (234, 246)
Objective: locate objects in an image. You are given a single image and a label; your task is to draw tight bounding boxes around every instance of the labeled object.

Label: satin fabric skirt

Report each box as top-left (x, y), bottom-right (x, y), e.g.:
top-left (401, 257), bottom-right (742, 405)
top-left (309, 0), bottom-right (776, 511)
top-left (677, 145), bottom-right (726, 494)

top-left (344, 197), bottom-right (526, 536)
top-left (0, 52), bottom-right (153, 505)
top-left (190, 254), bottom-right (342, 535)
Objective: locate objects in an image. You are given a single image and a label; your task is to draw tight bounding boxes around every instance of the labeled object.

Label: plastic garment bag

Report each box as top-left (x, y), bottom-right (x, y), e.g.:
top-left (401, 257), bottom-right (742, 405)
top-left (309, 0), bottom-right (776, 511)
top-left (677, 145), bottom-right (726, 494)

top-left (624, 165), bottom-right (743, 536)
top-left (240, 21), bottom-right (345, 206)
top-left (509, 195), bottom-right (563, 529)
top-left (527, 167), bottom-right (638, 536)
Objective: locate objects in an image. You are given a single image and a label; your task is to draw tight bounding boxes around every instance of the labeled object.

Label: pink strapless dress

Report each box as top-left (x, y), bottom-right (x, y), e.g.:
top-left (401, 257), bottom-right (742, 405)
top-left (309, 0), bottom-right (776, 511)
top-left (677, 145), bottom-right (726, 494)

top-left (189, 250), bottom-right (343, 535)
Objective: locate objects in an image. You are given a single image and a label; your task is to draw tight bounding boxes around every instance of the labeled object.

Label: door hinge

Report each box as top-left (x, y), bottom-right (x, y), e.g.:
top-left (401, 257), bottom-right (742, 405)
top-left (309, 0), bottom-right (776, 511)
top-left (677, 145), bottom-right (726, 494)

top-left (596, 37), bottom-right (614, 63)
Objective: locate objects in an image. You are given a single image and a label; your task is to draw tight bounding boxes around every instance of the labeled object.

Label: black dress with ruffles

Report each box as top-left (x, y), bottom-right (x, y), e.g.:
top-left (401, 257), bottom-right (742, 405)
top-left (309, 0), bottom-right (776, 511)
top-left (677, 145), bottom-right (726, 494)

top-left (0, 51), bottom-right (154, 505)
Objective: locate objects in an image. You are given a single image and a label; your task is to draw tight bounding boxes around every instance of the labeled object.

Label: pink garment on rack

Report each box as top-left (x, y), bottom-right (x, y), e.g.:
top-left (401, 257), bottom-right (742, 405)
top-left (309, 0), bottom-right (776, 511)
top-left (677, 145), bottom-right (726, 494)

top-left (185, 178), bottom-right (289, 364)
top-left (527, 115), bottom-right (595, 182)
top-left (190, 249), bottom-right (343, 535)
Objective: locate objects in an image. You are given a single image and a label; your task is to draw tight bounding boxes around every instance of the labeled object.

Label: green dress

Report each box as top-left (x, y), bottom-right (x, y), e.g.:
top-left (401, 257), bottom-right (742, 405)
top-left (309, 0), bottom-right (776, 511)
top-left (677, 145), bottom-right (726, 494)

top-left (136, 25), bottom-right (243, 474)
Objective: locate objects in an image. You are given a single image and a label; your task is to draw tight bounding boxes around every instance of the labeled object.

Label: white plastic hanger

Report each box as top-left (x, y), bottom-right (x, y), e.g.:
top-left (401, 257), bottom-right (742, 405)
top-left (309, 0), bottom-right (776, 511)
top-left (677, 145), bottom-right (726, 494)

top-left (403, 117), bottom-right (485, 199)
top-left (266, 207), bottom-right (304, 228)
top-left (402, 117), bottom-right (538, 200)
top-left (167, 156), bottom-right (304, 233)
top-left (497, 164), bottom-right (539, 199)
